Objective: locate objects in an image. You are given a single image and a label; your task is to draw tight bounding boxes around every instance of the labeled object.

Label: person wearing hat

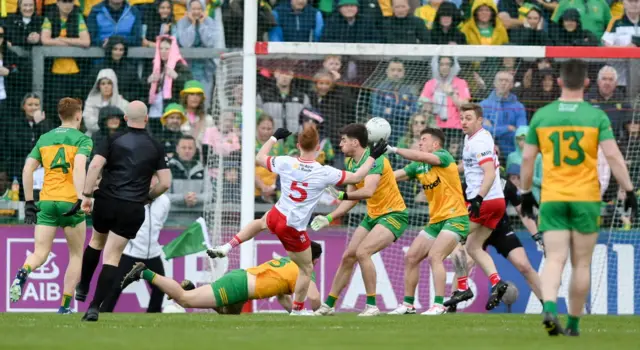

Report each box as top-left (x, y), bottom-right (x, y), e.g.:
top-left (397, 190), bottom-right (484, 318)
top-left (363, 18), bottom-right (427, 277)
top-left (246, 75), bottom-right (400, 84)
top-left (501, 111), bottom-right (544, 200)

top-left (284, 108), bottom-right (334, 165)
top-left (551, 0), bottom-right (611, 39)
top-left (508, 6), bottom-right (553, 46)
top-left (320, 0), bottom-right (380, 43)
top-left (180, 80), bottom-right (214, 151)
top-left (429, 1), bottom-right (466, 44)
top-left (158, 103), bottom-right (189, 158)
top-left (552, 8), bottom-right (600, 46)
top-left (91, 106), bottom-right (125, 156)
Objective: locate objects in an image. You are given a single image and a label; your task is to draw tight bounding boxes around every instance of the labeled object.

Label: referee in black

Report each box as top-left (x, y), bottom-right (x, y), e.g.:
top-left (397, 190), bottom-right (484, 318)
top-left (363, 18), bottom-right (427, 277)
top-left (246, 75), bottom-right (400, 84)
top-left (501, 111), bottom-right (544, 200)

top-left (78, 101), bottom-right (172, 322)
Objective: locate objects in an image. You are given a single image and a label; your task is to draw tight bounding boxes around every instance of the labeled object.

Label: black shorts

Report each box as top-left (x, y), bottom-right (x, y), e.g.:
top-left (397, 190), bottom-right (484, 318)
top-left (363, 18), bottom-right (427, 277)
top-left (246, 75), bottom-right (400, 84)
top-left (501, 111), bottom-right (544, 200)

top-left (92, 195), bottom-right (145, 240)
top-left (482, 221), bottom-right (523, 258)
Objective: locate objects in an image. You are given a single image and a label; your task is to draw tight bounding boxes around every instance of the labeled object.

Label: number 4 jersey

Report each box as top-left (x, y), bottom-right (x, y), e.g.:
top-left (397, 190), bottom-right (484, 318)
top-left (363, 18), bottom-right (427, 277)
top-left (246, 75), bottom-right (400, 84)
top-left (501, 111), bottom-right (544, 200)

top-left (28, 127), bottom-right (93, 203)
top-left (526, 100), bottom-right (614, 203)
top-left (266, 156), bottom-right (346, 231)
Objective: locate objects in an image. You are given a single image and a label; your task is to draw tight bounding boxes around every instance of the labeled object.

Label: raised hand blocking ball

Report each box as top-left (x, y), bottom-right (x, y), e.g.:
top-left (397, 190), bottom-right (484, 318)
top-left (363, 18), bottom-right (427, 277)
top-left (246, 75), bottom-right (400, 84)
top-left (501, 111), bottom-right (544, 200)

top-left (366, 117), bottom-right (392, 144)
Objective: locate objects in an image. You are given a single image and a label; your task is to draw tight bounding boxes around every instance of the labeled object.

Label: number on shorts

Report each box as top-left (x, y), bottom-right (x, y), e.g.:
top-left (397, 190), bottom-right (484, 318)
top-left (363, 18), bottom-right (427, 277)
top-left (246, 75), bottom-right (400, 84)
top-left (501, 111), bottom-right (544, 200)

top-left (50, 147), bottom-right (70, 174)
top-left (549, 131), bottom-right (585, 166)
top-left (289, 181), bottom-right (308, 203)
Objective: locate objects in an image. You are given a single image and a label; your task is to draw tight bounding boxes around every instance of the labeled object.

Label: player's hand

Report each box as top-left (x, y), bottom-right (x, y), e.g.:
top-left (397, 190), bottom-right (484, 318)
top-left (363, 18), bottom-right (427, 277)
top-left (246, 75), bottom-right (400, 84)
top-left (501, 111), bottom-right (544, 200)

top-left (324, 186), bottom-right (340, 199)
top-left (386, 145), bottom-right (397, 154)
top-left (24, 200), bottom-right (40, 225)
top-left (467, 195), bottom-right (483, 218)
top-left (62, 199), bottom-right (82, 217)
top-left (520, 191), bottom-right (538, 219)
top-left (369, 140), bottom-right (388, 159)
top-left (624, 190), bottom-right (638, 220)
top-left (272, 128), bottom-right (291, 141)
top-left (81, 197), bottom-right (93, 215)
top-left (310, 215), bottom-right (332, 231)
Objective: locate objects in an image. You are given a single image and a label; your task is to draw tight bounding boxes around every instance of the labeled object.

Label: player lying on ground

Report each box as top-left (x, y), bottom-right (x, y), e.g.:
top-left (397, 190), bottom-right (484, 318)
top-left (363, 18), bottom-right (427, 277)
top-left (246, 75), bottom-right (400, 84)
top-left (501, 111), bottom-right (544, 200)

top-left (458, 103), bottom-right (509, 310)
top-left (384, 127), bottom-right (470, 315)
top-left (121, 241), bottom-right (325, 312)
top-left (445, 171), bottom-right (543, 312)
top-left (520, 59), bottom-right (638, 336)
top-left (10, 98), bottom-right (93, 314)
top-left (311, 123), bottom-right (409, 317)
top-left (208, 125), bottom-right (387, 315)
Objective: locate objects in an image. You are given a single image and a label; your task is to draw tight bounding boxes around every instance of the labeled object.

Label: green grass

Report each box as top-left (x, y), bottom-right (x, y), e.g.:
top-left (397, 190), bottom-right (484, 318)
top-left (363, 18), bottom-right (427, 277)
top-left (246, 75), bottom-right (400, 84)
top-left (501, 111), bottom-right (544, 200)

top-left (1, 313), bottom-right (639, 350)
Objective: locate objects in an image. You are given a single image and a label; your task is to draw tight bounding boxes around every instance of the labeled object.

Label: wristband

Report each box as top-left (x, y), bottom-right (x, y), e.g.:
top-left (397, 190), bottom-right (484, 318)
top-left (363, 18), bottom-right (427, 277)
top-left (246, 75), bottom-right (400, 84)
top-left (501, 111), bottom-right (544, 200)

top-left (520, 188), bottom-right (532, 194)
top-left (338, 191), bottom-right (349, 200)
top-left (25, 200), bottom-right (35, 205)
top-left (326, 214), bottom-right (333, 223)
top-left (83, 192), bottom-right (93, 198)
top-left (269, 136), bottom-right (277, 143)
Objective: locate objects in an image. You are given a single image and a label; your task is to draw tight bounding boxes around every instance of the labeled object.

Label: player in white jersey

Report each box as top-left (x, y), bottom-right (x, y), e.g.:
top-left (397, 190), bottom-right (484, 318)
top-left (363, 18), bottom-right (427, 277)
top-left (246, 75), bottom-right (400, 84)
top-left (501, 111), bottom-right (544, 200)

top-left (448, 103), bottom-right (509, 311)
top-left (208, 126), bottom-right (387, 315)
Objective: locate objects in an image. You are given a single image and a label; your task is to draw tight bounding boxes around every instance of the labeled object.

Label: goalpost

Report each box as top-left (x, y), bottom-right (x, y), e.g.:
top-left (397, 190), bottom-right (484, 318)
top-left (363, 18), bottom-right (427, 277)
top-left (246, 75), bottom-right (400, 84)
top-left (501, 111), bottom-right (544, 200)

top-left (204, 42), bottom-right (640, 315)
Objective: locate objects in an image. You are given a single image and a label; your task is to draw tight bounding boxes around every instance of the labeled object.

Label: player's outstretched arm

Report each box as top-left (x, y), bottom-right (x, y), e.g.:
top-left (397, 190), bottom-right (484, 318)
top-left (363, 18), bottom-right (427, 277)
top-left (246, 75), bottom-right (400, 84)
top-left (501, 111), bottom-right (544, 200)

top-left (341, 140), bottom-right (388, 185)
top-left (256, 128), bottom-right (291, 168)
top-left (394, 169), bottom-right (410, 182)
top-left (387, 146), bottom-right (442, 166)
top-left (340, 174), bottom-right (380, 201)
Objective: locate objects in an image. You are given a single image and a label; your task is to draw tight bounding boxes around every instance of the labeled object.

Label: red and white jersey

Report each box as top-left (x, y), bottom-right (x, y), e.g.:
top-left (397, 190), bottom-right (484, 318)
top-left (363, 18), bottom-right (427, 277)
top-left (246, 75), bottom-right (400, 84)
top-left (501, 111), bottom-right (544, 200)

top-left (266, 156), bottom-right (346, 231)
top-left (462, 128), bottom-right (504, 200)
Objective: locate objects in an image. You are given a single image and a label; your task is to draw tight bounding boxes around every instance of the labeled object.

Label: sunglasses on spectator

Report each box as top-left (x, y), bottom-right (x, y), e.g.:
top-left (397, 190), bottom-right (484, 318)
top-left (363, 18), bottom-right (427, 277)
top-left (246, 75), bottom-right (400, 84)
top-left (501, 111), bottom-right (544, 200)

top-left (413, 120), bottom-right (426, 125)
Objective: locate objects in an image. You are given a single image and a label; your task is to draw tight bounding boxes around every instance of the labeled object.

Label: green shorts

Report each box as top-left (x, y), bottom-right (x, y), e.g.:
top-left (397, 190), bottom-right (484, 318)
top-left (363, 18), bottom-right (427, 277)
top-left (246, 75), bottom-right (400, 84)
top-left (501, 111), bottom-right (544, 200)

top-left (539, 201), bottom-right (601, 234)
top-left (423, 215), bottom-right (470, 240)
top-left (359, 210), bottom-right (408, 241)
top-left (211, 269), bottom-right (249, 307)
top-left (36, 200), bottom-right (84, 228)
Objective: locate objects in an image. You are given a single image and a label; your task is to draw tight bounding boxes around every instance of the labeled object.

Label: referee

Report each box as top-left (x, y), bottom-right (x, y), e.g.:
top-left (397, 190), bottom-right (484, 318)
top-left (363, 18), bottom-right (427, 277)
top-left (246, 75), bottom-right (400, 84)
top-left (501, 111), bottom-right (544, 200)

top-left (79, 101), bottom-right (171, 322)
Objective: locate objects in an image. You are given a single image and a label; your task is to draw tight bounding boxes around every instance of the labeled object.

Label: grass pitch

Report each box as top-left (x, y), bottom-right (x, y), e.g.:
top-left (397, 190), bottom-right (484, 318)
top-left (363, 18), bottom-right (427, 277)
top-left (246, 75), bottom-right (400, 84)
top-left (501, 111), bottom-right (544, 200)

top-left (1, 313), bottom-right (638, 350)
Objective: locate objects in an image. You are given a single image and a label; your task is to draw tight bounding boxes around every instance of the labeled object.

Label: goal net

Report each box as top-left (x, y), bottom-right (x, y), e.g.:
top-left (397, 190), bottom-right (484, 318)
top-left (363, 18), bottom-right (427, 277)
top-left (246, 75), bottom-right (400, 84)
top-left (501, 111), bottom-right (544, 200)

top-left (206, 43), bottom-right (640, 315)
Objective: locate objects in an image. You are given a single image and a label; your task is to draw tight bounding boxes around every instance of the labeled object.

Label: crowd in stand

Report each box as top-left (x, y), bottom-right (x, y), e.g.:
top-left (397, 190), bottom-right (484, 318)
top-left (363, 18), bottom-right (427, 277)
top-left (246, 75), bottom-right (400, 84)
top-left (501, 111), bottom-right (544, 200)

top-left (0, 0), bottom-right (636, 227)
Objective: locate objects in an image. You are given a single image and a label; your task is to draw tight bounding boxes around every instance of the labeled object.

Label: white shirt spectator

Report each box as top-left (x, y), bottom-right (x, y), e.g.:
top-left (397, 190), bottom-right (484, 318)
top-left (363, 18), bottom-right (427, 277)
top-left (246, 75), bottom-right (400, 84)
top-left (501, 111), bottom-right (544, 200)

top-left (123, 194), bottom-right (171, 259)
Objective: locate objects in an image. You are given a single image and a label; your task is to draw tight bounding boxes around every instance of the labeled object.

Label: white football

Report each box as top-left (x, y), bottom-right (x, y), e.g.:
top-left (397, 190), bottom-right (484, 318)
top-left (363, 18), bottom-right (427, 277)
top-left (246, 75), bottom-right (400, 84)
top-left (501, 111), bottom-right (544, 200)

top-left (502, 281), bottom-right (519, 305)
top-left (366, 117), bottom-right (392, 144)
top-left (162, 302), bottom-right (186, 313)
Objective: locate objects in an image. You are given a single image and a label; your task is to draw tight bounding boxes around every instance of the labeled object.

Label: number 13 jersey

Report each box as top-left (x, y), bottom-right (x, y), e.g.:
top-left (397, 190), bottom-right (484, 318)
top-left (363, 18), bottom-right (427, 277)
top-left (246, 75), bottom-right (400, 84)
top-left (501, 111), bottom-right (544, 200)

top-left (267, 156), bottom-right (346, 231)
top-left (526, 100), bottom-right (614, 203)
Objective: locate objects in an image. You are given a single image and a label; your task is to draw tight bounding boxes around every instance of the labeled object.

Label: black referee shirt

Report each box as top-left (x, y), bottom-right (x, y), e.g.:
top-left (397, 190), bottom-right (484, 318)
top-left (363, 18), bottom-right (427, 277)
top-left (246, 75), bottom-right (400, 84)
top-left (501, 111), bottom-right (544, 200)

top-left (95, 127), bottom-right (168, 203)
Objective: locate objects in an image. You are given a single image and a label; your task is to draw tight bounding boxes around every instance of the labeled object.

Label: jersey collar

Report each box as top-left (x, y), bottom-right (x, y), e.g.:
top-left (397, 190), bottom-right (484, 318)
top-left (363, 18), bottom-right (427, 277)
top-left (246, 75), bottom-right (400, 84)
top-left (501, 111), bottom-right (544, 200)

top-left (468, 127), bottom-right (484, 140)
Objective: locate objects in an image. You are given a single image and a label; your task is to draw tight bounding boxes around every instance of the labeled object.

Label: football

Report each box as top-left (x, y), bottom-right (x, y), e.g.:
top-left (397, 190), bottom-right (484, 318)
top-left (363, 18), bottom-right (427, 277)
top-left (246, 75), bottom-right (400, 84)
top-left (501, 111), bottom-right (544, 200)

top-left (502, 281), bottom-right (519, 305)
top-left (366, 117), bottom-right (392, 144)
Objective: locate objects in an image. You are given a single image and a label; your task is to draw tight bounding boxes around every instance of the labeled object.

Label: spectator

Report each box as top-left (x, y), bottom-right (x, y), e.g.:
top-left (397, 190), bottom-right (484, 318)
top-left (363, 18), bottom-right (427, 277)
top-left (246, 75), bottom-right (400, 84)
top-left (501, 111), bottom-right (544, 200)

top-left (269, 0), bottom-right (324, 42)
top-left (506, 163), bottom-right (521, 188)
top-left (179, 80), bottom-right (214, 150)
top-left (552, 8), bottom-right (600, 46)
top-left (308, 69), bottom-right (344, 151)
top-left (506, 125), bottom-right (528, 170)
top-left (321, 0), bottom-right (380, 43)
top-left (521, 68), bottom-right (558, 119)
top-left (552, 0), bottom-right (611, 38)
top-left (398, 113), bottom-right (436, 150)
top-left (5, 0), bottom-right (43, 47)
top-left (91, 36), bottom-right (141, 101)
top-left (416, 96), bottom-right (437, 126)
top-left (284, 108), bottom-right (335, 165)
top-left (91, 106), bottom-right (125, 153)
top-left (147, 35), bottom-right (193, 131)
top-left (498, 0), bottom-right (538, 29)
top-left (87, 0), bottom-right (143, 47)
top-left (254, 113), bottom-right (284, 203)
top-left (460, 0), bottom-right (509, 45)
top-left (370, 58), bottom-right (418, 144)
top-left (158, 103), bottom-right (189, 158)
top-left (221, 159), bottom-right (241, 203)
top-left (586, 65), bottom-right (630, 136)
top-left (202, 110), bottom-right (240, 157)
top-left (43, 0), bottom-right (80, 18)
top-left (83, 68), bottom-right (130, 136)
top-left (128, 0), bottom-right (154, 15)
top-left (167, 135), bottom-right (206, 209)
top-left (618, 116), bottom-right (640, 182)
top-left (257, 65), bottom-right (310, 131)
top-left (381, 0), bottom-right (430, 43)
top-left (430, 2), bottom-right (466, 45)
top-left (420, 56), bottom-right (470, 131)
top-left (177, 0), bottom-right (225, 104)
top-left (0, 25), bottom-right (17, 109)
top-left (142, 0), bottom-right (176, 48)
top-left (41, 0), bottom-right (90, 116)
top-left (479, 71), bottom-right (527, 156)
top-left (509, 6), bottom-right (553, 45)
top-left (222, 0), bottom-right (276, 48)
top-left (602, 0), bottom-right (640, 88)
top-left (414, 0), bottom-right (442, 29)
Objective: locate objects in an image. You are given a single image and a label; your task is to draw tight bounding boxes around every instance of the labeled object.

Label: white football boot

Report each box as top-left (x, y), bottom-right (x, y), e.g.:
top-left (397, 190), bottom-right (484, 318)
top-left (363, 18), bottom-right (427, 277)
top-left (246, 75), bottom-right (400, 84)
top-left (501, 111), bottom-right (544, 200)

top-left (358, 304), bottom-right (381, 317)
top-left (313, 303), bottom-right (335, 316)
top-left (290, 309), bottom-right (316, 316)
top-left (420, 304), bottom-right (447, 315)
top-left (388, 304), bottom-right (417, 315)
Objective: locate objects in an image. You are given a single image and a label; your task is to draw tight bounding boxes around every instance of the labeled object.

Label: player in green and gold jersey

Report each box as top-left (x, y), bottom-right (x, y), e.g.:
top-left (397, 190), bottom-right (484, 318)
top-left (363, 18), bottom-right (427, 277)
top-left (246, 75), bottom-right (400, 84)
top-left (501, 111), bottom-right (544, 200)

top-left (520, 59), bottom-right (637, 336)
top-left (9, 98), bottom-right (93, 314)
top-left (311, 123), bottom-right (408, 317)
top-left (386, 127), bottom-right (469, 315)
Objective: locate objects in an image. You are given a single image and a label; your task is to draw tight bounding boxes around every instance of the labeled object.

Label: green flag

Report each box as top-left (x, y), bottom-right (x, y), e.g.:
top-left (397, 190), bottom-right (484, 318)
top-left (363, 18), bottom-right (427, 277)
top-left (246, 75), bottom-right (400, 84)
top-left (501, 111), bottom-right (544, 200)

top-left (163, 217), bottom-right (210, 260)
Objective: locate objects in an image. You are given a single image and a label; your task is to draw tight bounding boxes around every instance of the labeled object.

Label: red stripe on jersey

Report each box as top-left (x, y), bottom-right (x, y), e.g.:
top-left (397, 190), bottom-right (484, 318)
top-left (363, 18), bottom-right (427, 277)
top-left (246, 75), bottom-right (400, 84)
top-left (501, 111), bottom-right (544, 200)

top-left (478, 157), bottom-right (493, 165)
top-left (468, 128), bottom-right (485, 140)
top-left (336, 170), bottom-right (347, 186)
top-left (266, 156), bottom-right (273, 172)
top-left (297, 157), bottom-right (316, 164)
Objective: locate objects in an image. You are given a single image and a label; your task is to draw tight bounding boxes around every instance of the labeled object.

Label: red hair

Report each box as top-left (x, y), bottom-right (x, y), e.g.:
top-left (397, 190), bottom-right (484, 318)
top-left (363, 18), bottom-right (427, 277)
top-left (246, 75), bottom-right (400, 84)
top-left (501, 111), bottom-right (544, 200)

top-left (298, 125), bottom-right (319, 152)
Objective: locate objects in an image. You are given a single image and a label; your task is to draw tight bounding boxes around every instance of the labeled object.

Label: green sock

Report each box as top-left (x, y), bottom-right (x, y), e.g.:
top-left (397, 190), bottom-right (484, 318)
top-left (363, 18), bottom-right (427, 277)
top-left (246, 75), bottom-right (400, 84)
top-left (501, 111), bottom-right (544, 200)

top-left (434, 296), bottom-right (444, 305)
top-left (23, 264), bottom-right (32, 274)
top-left (403, 296), bottom-right (415, 306)
top-left (567, 315), bottom-right (580, 331)
top-left (543, 301), bottom-right (557, 316)
top-left (142, 269), bottom-right (156, 283)
top-left (325, 294), bottom-right (338, 308)
top-left (366, 294), bottom-right (376, 306)
top-left (61, 294), bottom-right (72, 308)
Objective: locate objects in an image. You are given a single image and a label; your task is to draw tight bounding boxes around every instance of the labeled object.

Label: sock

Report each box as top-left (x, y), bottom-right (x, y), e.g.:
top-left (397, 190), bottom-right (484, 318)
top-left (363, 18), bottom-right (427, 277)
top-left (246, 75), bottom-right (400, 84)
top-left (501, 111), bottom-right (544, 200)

top-left (403, 296), bottom-right (415, 307)
top-left (79, 246), bottom-right (102, 289)
top-left (325, 294), bottom-right (338, 308)
top-left (566, 315), bottom-right (580, 331)
top-left (292, 301), bottom-right (304, 311)
top-left (142, 269), bottom-right (157, 283)
top-left (366, 294), bottom-right (376, 306)
top-left (61, 294), bottom-right (72, 308)
top-left (543, 301), bottom-right (557, 316)
top-left (539, 299), bottom-right (544, 306)
top-left (489, 273), bottom-right (501, 287)
top-left (457, 276), bottom-right (469, 291)
top-left (434, 296), bottom-right (444, 305)
top-left (23, 264), bottom-right (32, 274)
top-left (228, 235), bottom-right (242, 249)
top-left (90, 264), bottom-right (118, 309)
